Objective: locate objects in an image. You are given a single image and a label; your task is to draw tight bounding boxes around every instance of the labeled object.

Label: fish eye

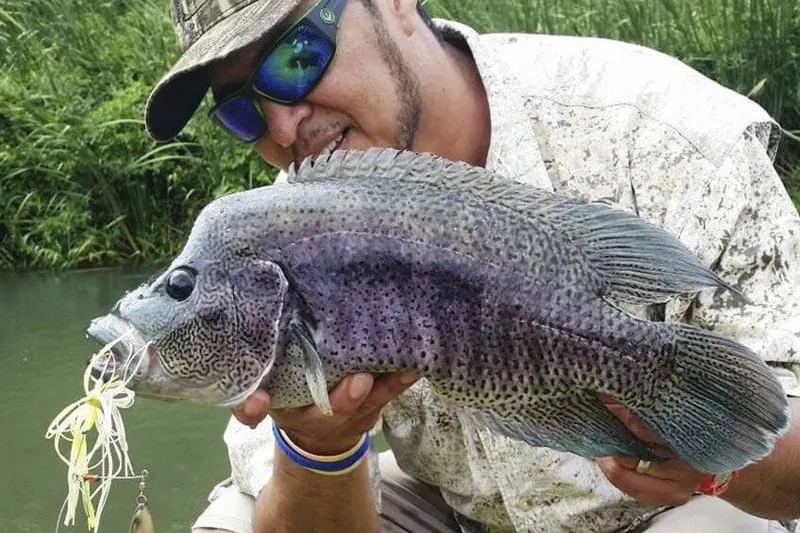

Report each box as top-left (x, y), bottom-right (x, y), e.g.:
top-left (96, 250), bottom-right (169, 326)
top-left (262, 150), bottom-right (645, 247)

top-left (166, 267), bottom-right (196, 301)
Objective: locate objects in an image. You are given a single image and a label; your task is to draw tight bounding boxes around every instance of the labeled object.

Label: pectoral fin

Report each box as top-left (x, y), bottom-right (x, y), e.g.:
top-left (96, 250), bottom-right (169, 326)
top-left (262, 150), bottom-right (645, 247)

top-left (288, 317), bottom-right (333, 416)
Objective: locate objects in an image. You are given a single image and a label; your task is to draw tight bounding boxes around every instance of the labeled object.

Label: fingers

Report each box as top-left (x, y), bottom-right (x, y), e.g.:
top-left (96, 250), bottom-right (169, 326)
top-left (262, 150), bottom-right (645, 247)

top-left (231, 370), bottom-right (418, 429)
top-left (327, 373), bottom-right (375, 415)
top-left (358, 371), bottom-right (420, 414)
top-left (596, 456), bottom-right (693, 506)
top-left (596, 394), bottom-right (708, 506)
top-left (229, 374), bottom-right (368, 432)
top-left (306, 371), bottom-right (419, 434)
top-left (302, 371), bottom-right (419, 423)
top-left (611, 456), bottom-right (698, 482)
top-left (232, 389), bottom-right (271, 428)
top-left (259, 370), bottom-right (420, 455)
top-left (230, 370), bottom-right (420, 455)
top-left (595, 455), bottom-right (707, 507)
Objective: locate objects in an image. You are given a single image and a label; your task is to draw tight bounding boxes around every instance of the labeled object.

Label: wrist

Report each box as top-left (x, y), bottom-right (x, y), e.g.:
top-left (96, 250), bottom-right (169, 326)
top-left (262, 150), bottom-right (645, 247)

top-left (273, 423), bottom-right (370, 476)
top-left (696, 470), bottom-right (740, 497)
top-left (281, 429), bottom-right (363, 456)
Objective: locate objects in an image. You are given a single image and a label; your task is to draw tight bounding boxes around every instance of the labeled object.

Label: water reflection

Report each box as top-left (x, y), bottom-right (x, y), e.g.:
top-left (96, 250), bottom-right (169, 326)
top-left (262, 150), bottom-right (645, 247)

top-left (0, 268), bottom-right (231, 533)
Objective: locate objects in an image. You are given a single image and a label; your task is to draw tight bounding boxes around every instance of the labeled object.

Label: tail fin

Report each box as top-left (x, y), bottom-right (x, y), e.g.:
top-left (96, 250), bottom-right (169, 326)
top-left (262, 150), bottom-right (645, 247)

top-left (633, 325), bottom-right (789, 473)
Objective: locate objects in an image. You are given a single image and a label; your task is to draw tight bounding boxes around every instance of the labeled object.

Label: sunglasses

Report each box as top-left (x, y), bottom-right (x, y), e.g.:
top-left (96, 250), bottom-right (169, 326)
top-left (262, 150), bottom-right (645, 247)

top-left (209, 0), bottom-right (348, 143)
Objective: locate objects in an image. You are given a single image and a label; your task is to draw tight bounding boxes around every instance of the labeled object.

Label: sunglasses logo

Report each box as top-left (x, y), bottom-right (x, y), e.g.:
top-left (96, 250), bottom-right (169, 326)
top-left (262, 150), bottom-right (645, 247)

top-left (319, 7), bottom-right (336, 24)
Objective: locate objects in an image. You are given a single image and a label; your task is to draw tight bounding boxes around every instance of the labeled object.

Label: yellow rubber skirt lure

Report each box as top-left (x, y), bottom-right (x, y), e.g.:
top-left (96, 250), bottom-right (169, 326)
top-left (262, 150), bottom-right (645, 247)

top-left (46, 332), bottom-right (140, 532)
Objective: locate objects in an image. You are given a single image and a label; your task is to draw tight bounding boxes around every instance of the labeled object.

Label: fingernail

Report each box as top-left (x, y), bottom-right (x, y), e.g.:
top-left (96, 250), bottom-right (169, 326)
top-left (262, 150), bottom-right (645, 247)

top-left (400, 371), bottom-right (420, 385)
top-left (349, 374), bottom-right (372, 400)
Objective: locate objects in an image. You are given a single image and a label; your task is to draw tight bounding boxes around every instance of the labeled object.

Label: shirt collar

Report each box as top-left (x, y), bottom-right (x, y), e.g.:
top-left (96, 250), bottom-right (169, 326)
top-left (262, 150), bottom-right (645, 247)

top-left (436, 19), bottom-right (553, 191)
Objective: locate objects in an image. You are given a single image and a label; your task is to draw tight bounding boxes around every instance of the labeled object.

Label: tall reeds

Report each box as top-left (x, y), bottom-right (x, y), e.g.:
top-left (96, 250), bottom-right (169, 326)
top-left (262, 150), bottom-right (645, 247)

top-left (0, 0), bottom-right (272, 269)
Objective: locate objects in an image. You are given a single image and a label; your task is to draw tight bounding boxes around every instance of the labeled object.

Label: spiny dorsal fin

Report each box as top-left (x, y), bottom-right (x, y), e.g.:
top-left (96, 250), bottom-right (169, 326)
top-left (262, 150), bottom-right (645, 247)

top-left (288, 148), bottom-right (488, 185)
top-left (288, 149), bottom-right (742, 304)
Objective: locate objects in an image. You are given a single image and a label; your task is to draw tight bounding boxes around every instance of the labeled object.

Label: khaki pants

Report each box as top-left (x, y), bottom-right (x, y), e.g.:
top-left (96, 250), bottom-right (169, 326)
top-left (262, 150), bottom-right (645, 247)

top-left (193, 452), bottom-right (788, 533)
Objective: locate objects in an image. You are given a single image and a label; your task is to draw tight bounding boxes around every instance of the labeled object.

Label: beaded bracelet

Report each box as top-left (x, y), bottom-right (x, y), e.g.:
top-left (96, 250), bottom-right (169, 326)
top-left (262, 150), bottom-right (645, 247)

top-left (696, 470), bottom-right (739, 496)
top-left (272, 423), bottom-right (370, 476)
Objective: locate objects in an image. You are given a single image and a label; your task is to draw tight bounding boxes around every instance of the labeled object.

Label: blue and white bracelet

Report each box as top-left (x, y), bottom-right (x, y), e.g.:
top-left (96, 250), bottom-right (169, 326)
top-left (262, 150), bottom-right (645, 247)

top-left (272, 422), bottom-right (370, 476)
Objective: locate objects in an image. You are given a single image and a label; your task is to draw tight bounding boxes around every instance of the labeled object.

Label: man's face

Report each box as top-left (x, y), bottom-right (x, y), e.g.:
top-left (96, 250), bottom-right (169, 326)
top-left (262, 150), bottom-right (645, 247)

top-left (207, 0), bottom-right (423, 170)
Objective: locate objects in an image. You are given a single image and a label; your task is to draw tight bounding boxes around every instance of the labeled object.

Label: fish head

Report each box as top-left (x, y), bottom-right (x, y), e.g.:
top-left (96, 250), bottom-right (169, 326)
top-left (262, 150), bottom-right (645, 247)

top-left (86, 254), bottom-right (291, 407)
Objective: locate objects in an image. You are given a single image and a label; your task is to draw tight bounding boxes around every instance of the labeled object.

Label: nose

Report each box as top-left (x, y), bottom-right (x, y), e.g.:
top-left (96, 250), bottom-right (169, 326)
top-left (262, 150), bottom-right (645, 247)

top-left (262, 100), bottom-right (312, 148)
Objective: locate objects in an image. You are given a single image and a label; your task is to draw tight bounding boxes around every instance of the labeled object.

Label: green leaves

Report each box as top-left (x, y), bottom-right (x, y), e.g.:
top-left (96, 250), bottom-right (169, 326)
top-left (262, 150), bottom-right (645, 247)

top-left (0, 0), bottom-right (275, 270)
top-left (1, 0), bottom-right (797, 270)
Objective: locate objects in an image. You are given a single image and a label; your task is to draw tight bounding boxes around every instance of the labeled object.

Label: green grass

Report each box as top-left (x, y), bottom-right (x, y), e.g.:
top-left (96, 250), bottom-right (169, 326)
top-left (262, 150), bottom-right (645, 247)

top-left (0, 0), bottom-right (274, 269)
top-left (1, 0), bottom-right (798, 269)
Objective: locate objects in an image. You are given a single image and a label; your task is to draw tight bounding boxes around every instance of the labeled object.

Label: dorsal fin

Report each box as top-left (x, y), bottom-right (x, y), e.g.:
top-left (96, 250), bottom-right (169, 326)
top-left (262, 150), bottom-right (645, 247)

top-left (287, 149), bottom-right (742, 304)
top-left (287, 148), bottom-right (488, 185)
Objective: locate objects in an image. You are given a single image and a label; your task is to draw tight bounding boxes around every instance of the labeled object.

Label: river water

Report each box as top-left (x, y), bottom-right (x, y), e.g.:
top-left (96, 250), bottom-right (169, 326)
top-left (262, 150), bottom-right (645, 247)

top-left (0, 268), bottom-right (232, 533)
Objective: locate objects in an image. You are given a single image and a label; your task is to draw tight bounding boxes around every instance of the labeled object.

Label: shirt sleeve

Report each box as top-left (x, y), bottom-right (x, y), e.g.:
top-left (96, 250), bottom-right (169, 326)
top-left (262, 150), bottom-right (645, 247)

top-left (222, 415), bottom-right (276, 498)
top-left (665, 127), bottom-right (800, 396)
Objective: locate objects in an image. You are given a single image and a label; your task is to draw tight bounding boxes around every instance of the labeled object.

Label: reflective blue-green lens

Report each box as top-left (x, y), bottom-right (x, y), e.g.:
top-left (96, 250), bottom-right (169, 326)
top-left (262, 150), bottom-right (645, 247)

top-left (253, 20), bottom-right (335, 103)
top-left (212, 95), bottom-right (266, 143)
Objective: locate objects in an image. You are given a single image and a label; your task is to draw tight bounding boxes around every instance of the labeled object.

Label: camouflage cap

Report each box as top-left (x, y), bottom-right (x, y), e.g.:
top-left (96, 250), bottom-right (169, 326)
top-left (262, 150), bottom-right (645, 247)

top-left (145, 0), bottom-right (303, 142)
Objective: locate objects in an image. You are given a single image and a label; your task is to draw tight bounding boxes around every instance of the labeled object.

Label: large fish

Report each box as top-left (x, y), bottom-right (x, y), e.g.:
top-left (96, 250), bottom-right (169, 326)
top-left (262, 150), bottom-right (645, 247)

top-left (87, 149), bottom-right (789, 474)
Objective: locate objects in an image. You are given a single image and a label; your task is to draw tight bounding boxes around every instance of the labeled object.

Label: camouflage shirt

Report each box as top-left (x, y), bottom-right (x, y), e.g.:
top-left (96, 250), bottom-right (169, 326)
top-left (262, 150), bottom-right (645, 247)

top-left (221, 19), bottom-right (800, 533)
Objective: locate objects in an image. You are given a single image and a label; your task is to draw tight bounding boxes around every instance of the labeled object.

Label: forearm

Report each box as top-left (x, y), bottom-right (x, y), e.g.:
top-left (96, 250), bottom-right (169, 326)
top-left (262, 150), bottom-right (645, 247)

top-left (253, 445), bottom-right (380, 533)
top-left (722, 398), bottom-right (800, 520)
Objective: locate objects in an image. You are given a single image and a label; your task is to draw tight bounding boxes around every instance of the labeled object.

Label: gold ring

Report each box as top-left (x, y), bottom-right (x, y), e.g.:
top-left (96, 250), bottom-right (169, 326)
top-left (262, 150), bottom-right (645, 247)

top-left (636, 460), bottom-right (652, 474)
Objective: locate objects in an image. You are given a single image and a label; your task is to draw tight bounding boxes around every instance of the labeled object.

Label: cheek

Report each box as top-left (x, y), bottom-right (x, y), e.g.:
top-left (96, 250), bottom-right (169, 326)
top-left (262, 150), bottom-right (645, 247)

top-left (312, 48), bottom-right (402, 136)
top-left (348, 91), bottom-right (406, 148)
top-left (158, 320), bottom-right (214, 379)
top-left (318, 80), bottom-right (403, 147)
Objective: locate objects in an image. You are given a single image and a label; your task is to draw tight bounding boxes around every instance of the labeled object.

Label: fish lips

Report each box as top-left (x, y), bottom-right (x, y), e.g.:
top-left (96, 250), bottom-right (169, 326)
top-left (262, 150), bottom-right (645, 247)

top-left (85, 314), bottom-right (242, 405)
top-left (86, 313), bottom-right (152, 384)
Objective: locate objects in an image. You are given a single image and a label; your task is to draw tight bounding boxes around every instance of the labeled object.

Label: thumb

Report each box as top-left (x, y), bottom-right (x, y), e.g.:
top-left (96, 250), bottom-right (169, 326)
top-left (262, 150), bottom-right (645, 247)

top-left (233, 389), bottom-right (272, 428)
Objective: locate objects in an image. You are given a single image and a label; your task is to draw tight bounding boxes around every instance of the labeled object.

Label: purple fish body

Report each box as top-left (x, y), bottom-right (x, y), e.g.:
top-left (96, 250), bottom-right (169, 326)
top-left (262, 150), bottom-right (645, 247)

top-left (87, 149), bottom-right (789, 474)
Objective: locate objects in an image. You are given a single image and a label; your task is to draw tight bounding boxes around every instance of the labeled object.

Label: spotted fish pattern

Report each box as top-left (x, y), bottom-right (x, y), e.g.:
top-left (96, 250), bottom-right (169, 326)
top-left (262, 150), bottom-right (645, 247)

top-left (90, 145), bottom-right (790, 528)
top-left (214, 20), bottom-right (800, 533)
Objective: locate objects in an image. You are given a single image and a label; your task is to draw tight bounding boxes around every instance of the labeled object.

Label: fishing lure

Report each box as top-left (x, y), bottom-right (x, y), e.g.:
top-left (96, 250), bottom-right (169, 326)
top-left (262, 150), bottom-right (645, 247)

top-left (46, 332), bottom-right (143, 532)
top-left (129, 470), bottom-right (154, 533)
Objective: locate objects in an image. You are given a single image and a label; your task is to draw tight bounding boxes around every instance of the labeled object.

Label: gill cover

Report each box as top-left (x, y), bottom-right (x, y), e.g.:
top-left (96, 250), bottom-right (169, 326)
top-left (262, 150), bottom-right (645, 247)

top-left (220, 258), bottom-right (291, 406)
top-left (127, 257), bottom-right (291, 406)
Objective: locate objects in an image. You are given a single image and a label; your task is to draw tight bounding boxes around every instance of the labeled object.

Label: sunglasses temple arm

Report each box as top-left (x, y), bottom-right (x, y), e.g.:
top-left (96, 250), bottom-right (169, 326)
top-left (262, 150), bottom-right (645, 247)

top-left (318, 0), bottom-right (348, 40)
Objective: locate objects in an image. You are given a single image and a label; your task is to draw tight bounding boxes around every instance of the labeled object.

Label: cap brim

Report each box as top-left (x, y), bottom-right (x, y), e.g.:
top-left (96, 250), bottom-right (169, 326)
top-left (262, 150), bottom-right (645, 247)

top-left (145, 0), bottom-right (303, 142)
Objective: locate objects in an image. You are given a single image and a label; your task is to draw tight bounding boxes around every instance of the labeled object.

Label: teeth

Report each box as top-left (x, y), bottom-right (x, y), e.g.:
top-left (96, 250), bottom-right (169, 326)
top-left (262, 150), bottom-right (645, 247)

top-left (319, 133), bottom-right (344, 156)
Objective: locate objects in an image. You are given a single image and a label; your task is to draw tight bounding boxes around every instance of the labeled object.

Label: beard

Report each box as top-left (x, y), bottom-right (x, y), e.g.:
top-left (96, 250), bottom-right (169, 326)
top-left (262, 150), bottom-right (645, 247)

top-left (370, 12), bottom-right (422, 150)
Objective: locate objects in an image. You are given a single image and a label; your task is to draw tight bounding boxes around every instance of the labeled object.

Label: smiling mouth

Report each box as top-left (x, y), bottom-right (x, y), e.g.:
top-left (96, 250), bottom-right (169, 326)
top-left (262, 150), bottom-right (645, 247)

top-left (318, 128), bottom-right (348, 157)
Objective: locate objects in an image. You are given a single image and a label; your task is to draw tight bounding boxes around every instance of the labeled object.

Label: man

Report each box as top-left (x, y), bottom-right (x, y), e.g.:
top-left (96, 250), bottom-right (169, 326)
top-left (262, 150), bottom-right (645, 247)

top-left (144, 0), bottom-right (800, 531)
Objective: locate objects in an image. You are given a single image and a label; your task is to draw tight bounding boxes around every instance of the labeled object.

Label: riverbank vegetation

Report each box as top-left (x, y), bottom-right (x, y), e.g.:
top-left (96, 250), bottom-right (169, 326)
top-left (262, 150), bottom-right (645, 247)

top-left (1, 0), bottom-right (798, 269)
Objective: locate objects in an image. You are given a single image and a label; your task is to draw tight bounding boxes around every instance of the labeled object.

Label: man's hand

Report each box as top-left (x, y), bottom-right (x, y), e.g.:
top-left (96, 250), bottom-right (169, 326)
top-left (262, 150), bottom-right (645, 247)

top-left (233, 371), bottom-right (419, 455)
top-left (594, 396), bottom-right (709, 506)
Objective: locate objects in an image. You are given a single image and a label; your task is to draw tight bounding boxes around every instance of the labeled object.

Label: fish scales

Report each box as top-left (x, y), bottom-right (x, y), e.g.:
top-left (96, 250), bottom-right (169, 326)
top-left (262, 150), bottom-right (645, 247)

top-left (212, 177), bottom-right (672, 404)
top-left (190, 176), bottom-right (597, 295)
top-left (87, 149), bottom-right (789, 474)
top-left (270, 248), bottom-right (671, 404)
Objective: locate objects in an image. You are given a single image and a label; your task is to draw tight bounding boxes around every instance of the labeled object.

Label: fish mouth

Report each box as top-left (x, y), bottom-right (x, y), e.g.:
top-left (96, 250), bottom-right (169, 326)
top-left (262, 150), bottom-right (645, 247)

top-left (86, 314), bottom-right (151, 385)
top-left (85, 314), bottom-right (244, 406)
